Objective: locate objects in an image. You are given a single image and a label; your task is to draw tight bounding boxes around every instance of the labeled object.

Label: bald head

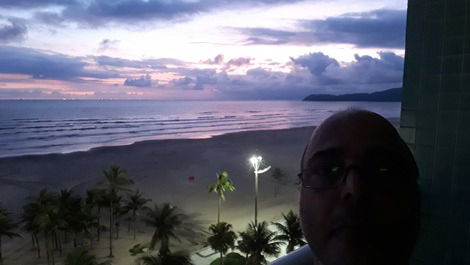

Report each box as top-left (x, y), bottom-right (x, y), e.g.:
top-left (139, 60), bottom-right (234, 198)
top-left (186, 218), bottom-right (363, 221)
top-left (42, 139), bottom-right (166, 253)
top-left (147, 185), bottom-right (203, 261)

top-left (302, 109), bottom-right (417, 179)
top-left (299, 109), bottom-right (420, 265)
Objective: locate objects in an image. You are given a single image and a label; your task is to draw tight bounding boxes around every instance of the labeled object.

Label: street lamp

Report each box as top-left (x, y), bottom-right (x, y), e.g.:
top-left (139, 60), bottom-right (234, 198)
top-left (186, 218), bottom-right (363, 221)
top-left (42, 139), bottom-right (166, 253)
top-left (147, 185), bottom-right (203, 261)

top-left (250, 155), bottom-right (271, 226)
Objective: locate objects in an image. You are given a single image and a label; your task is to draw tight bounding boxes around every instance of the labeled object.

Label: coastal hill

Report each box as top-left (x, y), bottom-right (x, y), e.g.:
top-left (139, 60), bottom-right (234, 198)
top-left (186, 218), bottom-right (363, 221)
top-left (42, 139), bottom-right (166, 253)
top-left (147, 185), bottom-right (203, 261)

top-left (303, 87), bottom-right (402, 102)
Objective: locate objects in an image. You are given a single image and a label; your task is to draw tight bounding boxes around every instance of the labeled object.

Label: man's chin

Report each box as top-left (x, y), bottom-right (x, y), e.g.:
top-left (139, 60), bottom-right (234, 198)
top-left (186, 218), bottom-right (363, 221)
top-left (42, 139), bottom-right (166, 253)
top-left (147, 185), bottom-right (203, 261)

top-left (318, 232), bottom-right (393, 265)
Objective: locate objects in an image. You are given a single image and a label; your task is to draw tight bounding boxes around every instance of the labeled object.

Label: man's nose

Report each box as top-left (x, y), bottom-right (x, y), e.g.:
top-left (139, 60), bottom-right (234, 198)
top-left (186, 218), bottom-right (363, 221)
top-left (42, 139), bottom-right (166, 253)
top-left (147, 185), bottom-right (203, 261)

top-left (341, 166), bottom-right (363, 202)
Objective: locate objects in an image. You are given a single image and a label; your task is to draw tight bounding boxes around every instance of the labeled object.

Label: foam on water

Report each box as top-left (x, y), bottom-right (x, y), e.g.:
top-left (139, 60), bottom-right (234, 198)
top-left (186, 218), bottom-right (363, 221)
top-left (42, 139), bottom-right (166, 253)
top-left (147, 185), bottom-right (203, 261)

top-left (0, 100), bottom-right (401, 158)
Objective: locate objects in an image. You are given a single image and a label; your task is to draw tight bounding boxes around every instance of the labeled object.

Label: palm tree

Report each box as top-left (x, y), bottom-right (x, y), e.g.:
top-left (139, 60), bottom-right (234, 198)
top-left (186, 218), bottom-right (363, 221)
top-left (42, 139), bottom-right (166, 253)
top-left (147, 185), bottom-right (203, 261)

top-left (237, 221), bottom-right (283, 265)
top-left (137, 251), bottom-right (192, 265)
top-left (34, 192), bottom-right (62, 265)
top-left (143, 203), bottom-right (182, 255)
top-left (98, 165), bottom-right (134, 257)
top-left (272, 210), bottom-right (306, 253)
top-left (57, 189), bottom-right (80, 254)
top-left (125, 190), bottom-right (151, 240)
top-left (22, 200), bottom-right (42, 258)
top-left (86, 189), bottom-right (108, 242)
top-left (64, 247), bottom-right (110, 265)
top-left (208, 172), bottom-right (235, 224)
top-left (0, 207), bottom-right (21, 265)
top-left (207, 222), bottom-right (237, 265)
top-left (23, 189), bottom-right (59, 264)
top-left (67, 200), bottom-right (99, 248)
top-left (271, 168), bottom-right (285, 197)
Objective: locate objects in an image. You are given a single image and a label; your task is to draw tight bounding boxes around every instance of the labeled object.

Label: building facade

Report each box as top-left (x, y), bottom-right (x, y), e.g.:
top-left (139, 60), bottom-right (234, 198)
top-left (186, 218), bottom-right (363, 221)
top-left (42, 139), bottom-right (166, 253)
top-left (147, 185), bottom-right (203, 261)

top-left (400, 0), bottom-right (470, 264)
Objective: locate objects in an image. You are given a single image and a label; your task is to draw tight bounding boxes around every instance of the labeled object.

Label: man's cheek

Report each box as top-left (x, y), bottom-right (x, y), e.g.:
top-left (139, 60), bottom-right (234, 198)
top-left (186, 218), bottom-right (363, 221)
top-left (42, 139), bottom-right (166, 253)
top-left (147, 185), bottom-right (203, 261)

top-left (300, 194), bottom-right (328, 243)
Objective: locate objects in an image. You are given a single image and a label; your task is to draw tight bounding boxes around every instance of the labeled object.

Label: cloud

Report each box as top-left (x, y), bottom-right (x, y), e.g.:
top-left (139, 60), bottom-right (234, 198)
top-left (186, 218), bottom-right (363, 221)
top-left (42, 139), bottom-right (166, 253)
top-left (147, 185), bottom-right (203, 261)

top-left (0, 18), bottom-right (27, 43)
top-left (124, 74), bottom-right (153, 87)
top-left (226, 57), bottom-right (252, 67)
top-left (203, 54), bottom-right (252, 70)
top-left (0, 45), bottom-right (117, 80)
top-left (290, 51), bottom-right (404, 92)
top-left (204, 54), bottom-right (224, 64)
top-left (291, 52), bottom-right (339, 75)
top-left (94, 55), bottom-right (183, 69)
top-left (238, 9), bottom-right (406, 48)
top-left (98, 39), bottom-right (119, 52)
top-left (0, 0), bottom-right (76, 8)
top-left (0, 0), bottom-right (302, 27)
top-left (166, 51), bottom-right (404, 99)
top-left (34, 11), bottom-right (67, 26)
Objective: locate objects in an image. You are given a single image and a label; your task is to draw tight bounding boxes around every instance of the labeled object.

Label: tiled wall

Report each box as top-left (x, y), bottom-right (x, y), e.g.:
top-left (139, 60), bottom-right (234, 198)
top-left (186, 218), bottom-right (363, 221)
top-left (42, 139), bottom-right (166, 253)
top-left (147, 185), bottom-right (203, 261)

top-left (400, 0), bottom-right (470, 264)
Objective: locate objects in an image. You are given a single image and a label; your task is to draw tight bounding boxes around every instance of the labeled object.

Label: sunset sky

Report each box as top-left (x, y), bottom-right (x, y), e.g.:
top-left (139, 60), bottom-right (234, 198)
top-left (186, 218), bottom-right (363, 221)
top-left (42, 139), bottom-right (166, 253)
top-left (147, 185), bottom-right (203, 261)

top-left (0, 0), bottom-right (407, 100)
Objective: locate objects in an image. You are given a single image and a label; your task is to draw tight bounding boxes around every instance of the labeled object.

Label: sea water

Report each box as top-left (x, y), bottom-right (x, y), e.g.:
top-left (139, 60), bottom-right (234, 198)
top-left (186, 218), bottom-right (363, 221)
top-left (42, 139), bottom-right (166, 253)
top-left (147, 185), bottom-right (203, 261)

top-left (0, 100), bottom-right (400, 158)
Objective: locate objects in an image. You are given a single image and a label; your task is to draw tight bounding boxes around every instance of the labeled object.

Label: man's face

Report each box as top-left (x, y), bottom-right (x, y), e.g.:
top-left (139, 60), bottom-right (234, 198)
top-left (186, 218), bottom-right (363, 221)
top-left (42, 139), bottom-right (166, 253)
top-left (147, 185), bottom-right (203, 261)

top-left (299, 112), bottom-right (419, 265)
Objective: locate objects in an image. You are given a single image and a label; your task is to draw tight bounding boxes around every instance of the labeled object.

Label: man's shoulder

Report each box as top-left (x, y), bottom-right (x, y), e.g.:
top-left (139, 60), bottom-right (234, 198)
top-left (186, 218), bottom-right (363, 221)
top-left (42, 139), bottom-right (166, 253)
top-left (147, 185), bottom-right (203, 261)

top-left (270, 245), bottom-right (315, 265)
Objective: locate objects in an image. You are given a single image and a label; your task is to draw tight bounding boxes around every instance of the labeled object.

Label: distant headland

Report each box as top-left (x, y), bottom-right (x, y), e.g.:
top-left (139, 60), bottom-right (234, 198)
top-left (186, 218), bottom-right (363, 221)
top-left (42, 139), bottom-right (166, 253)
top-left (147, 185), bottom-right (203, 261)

top-left (303, 87), bottom-right (402, 102)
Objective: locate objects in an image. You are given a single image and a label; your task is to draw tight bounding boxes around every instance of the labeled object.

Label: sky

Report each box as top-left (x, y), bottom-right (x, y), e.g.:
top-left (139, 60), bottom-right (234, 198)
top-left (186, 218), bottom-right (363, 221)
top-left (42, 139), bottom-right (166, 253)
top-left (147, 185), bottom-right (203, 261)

top-left (0, 0), bottom-right (408, 100)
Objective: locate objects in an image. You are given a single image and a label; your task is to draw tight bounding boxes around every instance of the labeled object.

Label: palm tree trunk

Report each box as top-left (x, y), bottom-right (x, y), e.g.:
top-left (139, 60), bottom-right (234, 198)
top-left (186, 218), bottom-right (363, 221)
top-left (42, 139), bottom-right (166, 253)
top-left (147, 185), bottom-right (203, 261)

top-left (220, 252), bottom-right (223, 265)
top-left (109, 199), bottom-right (114, 258)
top-left (54, 232), bottom-right (58, 250)
top-left (58, 235), bottom-right (62, 256)
top-left (51, 240), bottom-right (55, 265)
top-left (45, 235), bottom-right (50, 265)
top-left (34, 234), bottom-right (41, 258)
top-left (31, 234), bottom-right (35, 247)
top-left (217, 197), bottom-right (221, 224)
top-left (160, 238), bottom-right (169, 256)
top-left (133, 212), bottom-right (137, 240)
top-left (97, 207), bottom-right (101, 241)
top-left (0, 236), bottom-right (3, 265)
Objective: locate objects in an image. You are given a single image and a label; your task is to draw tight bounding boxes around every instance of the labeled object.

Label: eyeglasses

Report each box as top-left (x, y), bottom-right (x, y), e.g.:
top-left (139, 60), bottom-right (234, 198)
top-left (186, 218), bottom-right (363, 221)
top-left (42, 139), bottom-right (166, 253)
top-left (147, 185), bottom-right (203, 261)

top-left (298, 163), bottom-right (403, 190)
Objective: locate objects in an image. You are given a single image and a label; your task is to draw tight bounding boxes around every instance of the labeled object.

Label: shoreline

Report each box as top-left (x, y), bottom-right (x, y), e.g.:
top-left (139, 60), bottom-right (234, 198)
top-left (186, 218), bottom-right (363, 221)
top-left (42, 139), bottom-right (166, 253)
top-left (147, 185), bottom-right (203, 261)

top-left (0, 126), bottom-right (316, 212)
top-left (0, 125), bottom-right (315, 159)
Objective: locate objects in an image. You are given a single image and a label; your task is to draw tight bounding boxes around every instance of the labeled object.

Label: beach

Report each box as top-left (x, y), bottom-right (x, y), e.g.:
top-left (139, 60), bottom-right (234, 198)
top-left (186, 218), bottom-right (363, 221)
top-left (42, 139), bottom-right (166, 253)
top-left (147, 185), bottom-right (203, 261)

top-left (0, 126), bottom-right (315, 264)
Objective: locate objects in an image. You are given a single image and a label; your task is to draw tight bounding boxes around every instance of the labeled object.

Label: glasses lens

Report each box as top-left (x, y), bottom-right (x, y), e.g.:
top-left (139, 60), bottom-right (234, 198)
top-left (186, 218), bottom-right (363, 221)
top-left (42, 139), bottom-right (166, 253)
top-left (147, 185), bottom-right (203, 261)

top-left (301, 164), bottom-right (345, 189)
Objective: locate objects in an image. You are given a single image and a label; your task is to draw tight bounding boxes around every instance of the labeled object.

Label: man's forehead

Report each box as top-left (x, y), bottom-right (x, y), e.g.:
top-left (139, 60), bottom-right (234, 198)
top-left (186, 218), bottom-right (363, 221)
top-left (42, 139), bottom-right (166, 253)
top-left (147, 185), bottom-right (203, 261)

top-left (305, 110), bottom-right (404, 159)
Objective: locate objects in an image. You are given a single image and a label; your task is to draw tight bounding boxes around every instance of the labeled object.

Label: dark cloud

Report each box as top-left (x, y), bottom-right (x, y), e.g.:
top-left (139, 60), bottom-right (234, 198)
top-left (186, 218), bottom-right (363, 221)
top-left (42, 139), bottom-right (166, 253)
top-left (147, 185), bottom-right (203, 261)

top-left (290, 51), bottom-right (404, 92)
top-left (0, 0), bottom-right (77, 8)
top-left (240, 28), bottom-right (296, 45)
top-left (165, 51), bottom-right (404, 99)
top-left (98, 39), bottom-right (119, 51)
top-left (124, 74), bottom-right (152, 87)
top-left (204, 54), bottom-right (224, 64)
top-left (0, 0), bottom-right (303, 27)
top-left (34, 11), bottom-right (67, 26)
top-left (0, 45), bottom-right (117, 80)
top-left (94, 55), bottom-right (183, 69)
top-left (169, 68), bottom-right (218, 90)
top-left (291, 52), bottom-right (339, 75)
top-left (0, 18), bottom-right (27, 43)
top-left (203, 54), bottom-right (252, 70)
top-left (226, 57), bottom-right (252, 67)
top-left (238, 9), bottom-right (406, 48)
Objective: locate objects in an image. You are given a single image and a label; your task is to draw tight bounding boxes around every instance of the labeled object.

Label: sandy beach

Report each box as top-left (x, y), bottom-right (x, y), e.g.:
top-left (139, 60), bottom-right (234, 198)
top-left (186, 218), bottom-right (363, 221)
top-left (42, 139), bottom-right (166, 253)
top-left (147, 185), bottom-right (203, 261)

top-left (0, 126), bottom-right (315, 264)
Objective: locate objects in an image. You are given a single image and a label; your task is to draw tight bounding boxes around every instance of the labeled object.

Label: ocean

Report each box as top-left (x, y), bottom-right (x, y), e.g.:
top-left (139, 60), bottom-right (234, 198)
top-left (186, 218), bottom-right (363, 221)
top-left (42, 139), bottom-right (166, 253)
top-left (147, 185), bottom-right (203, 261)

top-left (0, 100), bottom-right (400, 158)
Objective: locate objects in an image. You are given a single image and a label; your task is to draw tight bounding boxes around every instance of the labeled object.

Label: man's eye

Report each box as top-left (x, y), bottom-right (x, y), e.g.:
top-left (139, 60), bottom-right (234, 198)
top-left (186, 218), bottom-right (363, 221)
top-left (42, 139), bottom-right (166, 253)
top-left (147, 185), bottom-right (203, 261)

top-left (330, 166), bottom-right (340, 173)
top-left (316, 165), bottom-right (342, 177)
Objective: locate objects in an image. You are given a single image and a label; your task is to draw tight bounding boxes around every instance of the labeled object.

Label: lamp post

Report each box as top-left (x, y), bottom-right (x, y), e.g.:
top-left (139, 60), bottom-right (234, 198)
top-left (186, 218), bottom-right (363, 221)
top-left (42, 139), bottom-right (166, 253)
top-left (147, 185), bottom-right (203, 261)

top-left (250, 155), bottom-right (271, 226)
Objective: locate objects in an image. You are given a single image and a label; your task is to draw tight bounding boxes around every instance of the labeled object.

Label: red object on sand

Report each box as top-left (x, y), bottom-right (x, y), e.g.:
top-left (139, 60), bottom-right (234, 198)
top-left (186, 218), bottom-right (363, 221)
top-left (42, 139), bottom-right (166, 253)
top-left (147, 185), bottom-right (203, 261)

top-left (188, 175), bottom-right (195, 182)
